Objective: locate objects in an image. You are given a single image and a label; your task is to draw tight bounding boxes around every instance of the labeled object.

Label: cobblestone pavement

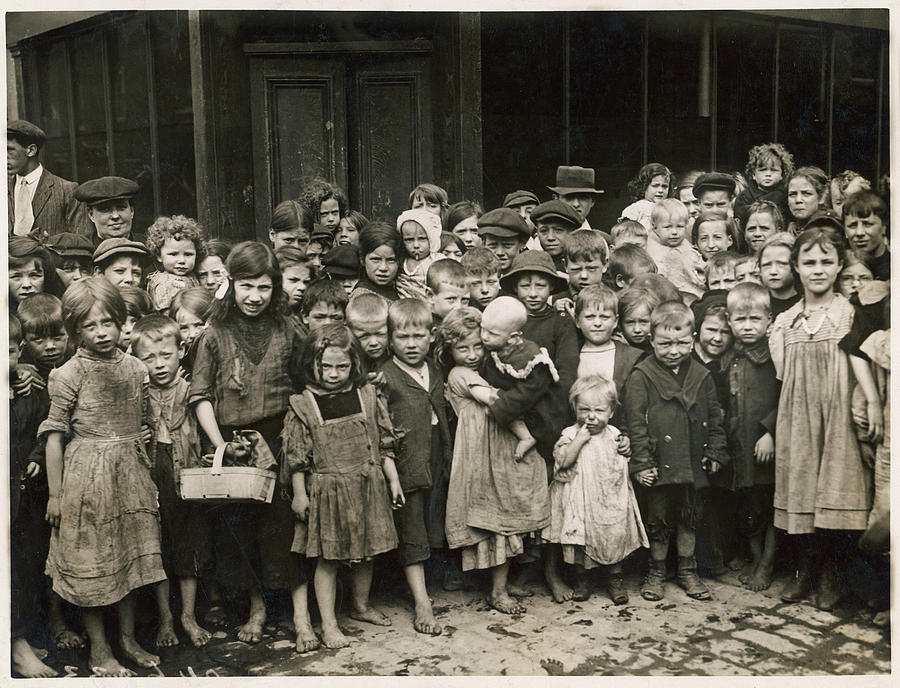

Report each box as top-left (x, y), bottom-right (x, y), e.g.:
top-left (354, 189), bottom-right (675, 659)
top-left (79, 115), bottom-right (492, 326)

top-left (33, 565), bottom-right (890, 678)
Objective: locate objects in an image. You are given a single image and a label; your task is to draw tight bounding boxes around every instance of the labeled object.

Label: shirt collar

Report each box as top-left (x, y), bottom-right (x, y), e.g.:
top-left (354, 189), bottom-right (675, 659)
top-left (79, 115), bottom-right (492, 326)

top-left (17, 164), bottom-right (43, 186)
top-left (392, 356), bottom-right (429, 389)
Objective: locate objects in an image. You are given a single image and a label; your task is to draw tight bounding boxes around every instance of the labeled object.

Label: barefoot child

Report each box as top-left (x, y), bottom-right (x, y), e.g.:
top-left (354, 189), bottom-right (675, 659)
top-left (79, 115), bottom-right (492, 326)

top-left (131, 315), bottom-right (214, 647)
top-left (722, 284), bottom-right (780, 591)
top-left (284, 324), bottom-right (403, 648)
top-left (41, 278), bottom-right (166, 676)
top-left (144, 215), bottom-right (206, 311)
top-left (380, 299), bottom-right (452, 631)
top-left (543, 375), bottom-right (648, 604)
top-left (437, 307), bottom-right (550, 614)
top-left (624, 300), bottom-right (728, 602)
top-left (190, 242), bottom-right (307, 644)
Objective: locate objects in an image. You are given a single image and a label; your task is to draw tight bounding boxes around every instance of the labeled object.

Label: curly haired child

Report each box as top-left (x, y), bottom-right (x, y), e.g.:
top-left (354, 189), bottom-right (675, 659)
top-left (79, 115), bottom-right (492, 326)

top-left (299, 178), bottom-right (348, 233)
top-left (144, 215), bottom-right (207, 311)
top-left (734, 143), bottom-right (794, 227)
top-left (620, 163), bottom-right (673, 231)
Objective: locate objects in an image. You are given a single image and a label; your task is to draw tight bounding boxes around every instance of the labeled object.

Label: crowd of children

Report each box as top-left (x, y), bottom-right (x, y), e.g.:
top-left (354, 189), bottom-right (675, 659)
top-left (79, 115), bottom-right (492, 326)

top-left (7, 141), bottom-right (891, 677)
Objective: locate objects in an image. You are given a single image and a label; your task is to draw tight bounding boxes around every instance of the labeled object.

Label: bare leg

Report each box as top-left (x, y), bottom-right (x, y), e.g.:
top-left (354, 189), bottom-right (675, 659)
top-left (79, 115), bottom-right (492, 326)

top-left (314, 559), bottom-right (349, 648)
top-left (154, 580), bottom-right (179, 647)
top-left (543, 545), bottom-right (573, 603)
top-left (236, 587), bottom-right (266, 643)
top-left (740, 532), bottom-right (763, 584)
top-left (11, 637), bottom-right (57, 678)
top-left (404, 562), bottom-right (441, 635)
top-left (291, 582), bottom-right (320, 653)
top-left (349, 560), bottom-right (391, 626)
top-left (118, 593), bottom-right (160, 667)
top-left (49, 593), bottom-right (84, 649)
top-left (489, 562), bottom-right (525, 614)
top-left (84, 606), bottom-right (134, 677)
top-left (203, 580), bottom-right (225, 625)
top-left (179, 577), bottom-right (211, 647)
top-left (747, 524), bottom-right (777, 591)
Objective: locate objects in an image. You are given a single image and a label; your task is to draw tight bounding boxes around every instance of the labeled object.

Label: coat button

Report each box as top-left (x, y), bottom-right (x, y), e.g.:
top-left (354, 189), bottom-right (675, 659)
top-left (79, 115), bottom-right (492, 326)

top-left (702, 421), bottom-right (708, 427)
top-left (663, 435), bottom-right (672, 443)
top-left (19, 483), bottom-right (25, 491)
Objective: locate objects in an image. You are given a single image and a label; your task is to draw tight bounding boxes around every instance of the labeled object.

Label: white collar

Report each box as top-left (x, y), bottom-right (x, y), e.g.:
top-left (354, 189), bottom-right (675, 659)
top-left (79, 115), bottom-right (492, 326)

top-left (392, 356), bottom-right (429, 390)
top-left (17, 164), bottom-right (43, 186)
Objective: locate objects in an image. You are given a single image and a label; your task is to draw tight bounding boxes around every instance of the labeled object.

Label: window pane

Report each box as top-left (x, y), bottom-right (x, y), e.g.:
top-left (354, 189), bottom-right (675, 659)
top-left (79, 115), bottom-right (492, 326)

top-left (715, 19), bottom-right (775, 173)
top-left (646, 14), bottom-right (712, 176)
top-left (35, 40), bottom-right (73, 180)
top-left (777, 28), bottom-right (825, 168)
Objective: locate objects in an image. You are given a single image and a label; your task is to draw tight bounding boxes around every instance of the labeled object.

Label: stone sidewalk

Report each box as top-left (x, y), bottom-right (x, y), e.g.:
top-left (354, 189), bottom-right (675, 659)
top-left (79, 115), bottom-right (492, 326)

top-left (38, 567), bottom-right (891, 678)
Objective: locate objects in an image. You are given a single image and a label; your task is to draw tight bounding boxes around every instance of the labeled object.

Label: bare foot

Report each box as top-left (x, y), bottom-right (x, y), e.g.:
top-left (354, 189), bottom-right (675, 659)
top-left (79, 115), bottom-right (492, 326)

top-left (91, 654), bottom-right (136, 678)
top-left (514, 437), bottom-right (537, 461)
top-left (350, 605), bottom-right (392, 626)
top-left (32, 646), bottom-right (49, 660)
top-left (413, 601), bottom-right (442, 635)
top-left (738, 570), bottom-right (753, 585)
top-left (156, 617), bottom-right (179, 647)
top-left (746, 563), bottom-right (774, 592)
top-left (182, 614), bottom-right (212, 647)
top-left (547, 576), bottom-right (574, 603)
top-left (52, 624), bottom-right (85, 650)
top-left (119, 634), bottom-right (160, 668)
top-left (541, 658), bottom-right (565, 676)
top-left (506, 583), bottom-right (534, 597)
top-left (236, 610), bottom-right (266, 644)
top-left (727, 557), bottom-right (745, 571)
top-left (489, 592), bottom-right (526, 615)
top-left (204, 602), bottom-right (226, 626)
top-left (294, 617), bottom-right (320, 653)
top-left (320, 623), bottom-right (350, 649)
top-left (12, 638), bottom-right (57, 678)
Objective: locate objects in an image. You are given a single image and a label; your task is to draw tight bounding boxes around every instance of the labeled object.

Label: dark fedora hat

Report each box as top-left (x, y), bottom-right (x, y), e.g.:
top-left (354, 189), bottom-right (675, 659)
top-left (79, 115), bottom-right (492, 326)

top-left (548, 166), bottom-right (604, 196)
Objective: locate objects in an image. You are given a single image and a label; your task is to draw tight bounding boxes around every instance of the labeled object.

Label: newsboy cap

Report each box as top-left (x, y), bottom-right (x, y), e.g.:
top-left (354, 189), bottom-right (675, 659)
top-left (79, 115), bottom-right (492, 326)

top-left (529, 199), bottom-right (582, 229)
top-left (477, 208), bottom-right (531, 240)
top-left (323, 245), bottom-right (362, 277)
top-left (803, 210), bottom-right (844, 233)
top-left (503, 190), bottom-right (540, 209)
top-left (92, 237), bottom-right (149, 265)
top-left (692, 172), bottom-right (736, 198)
top-left (548, 166), bottom-right (604, 195)
top-left (48, 232), bottom-right (94, 259)
top-left (7, 120), bottom-right (46, 145)
top-left (75, 177), bottom-right (140, 206)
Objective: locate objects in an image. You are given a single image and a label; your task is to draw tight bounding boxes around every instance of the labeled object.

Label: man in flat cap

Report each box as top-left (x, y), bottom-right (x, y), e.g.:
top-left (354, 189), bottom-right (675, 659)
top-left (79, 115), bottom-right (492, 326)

top-left (74, 176), bottom-right (141, 249)
top-left (7, 119), bottom-right (90, 239)
top-left (548, 165), bottom-right (604, 230)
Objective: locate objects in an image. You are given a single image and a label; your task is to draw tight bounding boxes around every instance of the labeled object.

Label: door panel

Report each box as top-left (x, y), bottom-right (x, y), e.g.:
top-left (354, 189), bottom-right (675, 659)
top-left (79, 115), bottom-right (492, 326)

top-left (249, 57), bottom-right (348, 236)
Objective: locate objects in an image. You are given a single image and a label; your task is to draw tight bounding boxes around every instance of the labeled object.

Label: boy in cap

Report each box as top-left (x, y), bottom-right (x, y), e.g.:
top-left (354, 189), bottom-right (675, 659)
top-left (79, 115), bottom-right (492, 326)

top-left (322, 244), bottom-right (362, 296)
top-left (48, 232), bottom-right (95, 288)
top-left (75, 176), bottom-right (141, 248)
top-left (92, 237), bottom-right (151, 290)
top-left (693, 172), bottom-right (737, 219)
top-left (477, 208), bottom-right (531, 276)
top-left (530, 200), bottom-right (583, 272)
top-left (305, 225), bottom-right (333, 271)
top-left (503, 189), bottom-right (541, 248)
top-left (548, 165), bottom-right (604, 230)
top-left (8, 119), bottom-right (90, 240)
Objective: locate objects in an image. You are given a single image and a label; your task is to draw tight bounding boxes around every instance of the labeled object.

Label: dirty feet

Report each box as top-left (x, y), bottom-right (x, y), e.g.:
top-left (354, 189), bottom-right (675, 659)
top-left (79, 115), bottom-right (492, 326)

top-left (236, 610), bottom-right (266, 644)
top-left (489, 592), bottom-right (526, 615)
top-left (156, 617), bottom-right (179, 647)
top-left (320, 622), bottom-right (350, 649)
top-left (727, 556), bottom-right (745, 571)
top-left (119, 634), bottom-right (160, 668)
top-left (51, 622), bottom-right (85, 650)
top-left (413, 601), bottom-right (442, 635)
top-left (293, 616), bottom-right (320, 653)
top-left (506, 583), bottom-right (534, 597)
top-left (90, 649), bottom-right (135, 678)
top-left (546, 576), bottom-right (574, 603)
top-left (181, 614), bottom-right (212, 647)
top-left (514, 437), bottom-right (536, 461)
top-left (350, 605), bottom-right (392, 627)
top-left (12, 638), bottom-right (57, 678)
top-left (204, 602), bottom-right (226, 626)
top-left (541, 658), bottom-right (565, 676)
top-left (744, 562), bottom-right (774, 592)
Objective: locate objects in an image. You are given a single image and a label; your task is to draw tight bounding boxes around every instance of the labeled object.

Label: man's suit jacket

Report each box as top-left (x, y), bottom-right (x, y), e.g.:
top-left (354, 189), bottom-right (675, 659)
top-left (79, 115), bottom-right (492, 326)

top-left (8, 169), bottom-right (92, 240)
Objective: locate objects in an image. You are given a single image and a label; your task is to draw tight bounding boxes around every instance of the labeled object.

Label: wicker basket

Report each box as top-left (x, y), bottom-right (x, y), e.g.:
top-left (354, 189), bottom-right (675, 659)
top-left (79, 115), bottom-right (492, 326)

top-left (180, 444), bottom-right (276, 503)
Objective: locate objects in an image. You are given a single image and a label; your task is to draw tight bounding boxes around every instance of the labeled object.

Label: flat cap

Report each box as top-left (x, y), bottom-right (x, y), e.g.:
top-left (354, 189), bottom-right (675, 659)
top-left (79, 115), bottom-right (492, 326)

top-left (75, 176), bottom-right (139, 206)
top-left (476, 208), bottom-right (531, 240)
top-left (48, 232), bottom-right (94, 258)
top-left (92, 237), bottom-right (149, 265)
top-left (804, 210), bottom-right (844, 233)
top-left (323, 245), bottom-right (361, 277)
top-left (690, 289), bottom-right (728, 326)
top-left (309, 224), bottom-right (334, 248)
top-left (503, 190), bottom-right (540, 208)
top-left (529, 199), bottom-right (582, 229)
top-left (692, 172), bottom-right (736, 198)
top-left (7, 120), bottom-right (46, 144)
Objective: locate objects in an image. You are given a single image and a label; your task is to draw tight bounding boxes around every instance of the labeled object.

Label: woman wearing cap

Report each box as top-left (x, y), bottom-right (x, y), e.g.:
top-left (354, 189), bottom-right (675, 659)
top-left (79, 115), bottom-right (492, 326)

top-left (74, 176), bottom-right (140, 249)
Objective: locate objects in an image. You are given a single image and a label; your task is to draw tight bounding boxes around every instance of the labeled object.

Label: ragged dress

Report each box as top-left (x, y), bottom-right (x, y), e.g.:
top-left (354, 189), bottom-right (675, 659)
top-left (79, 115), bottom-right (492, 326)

top-left (39, 348), bottom-right (166, 607)
top-left (444, 366), bottom-right (550, 571)
top-left (284, 384), bottom-right (399, 561)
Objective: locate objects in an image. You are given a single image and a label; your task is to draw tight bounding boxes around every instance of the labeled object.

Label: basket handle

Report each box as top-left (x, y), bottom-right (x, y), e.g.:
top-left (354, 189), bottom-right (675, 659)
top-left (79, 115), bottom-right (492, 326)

top-left (210, 444), bottom-right (227, 475)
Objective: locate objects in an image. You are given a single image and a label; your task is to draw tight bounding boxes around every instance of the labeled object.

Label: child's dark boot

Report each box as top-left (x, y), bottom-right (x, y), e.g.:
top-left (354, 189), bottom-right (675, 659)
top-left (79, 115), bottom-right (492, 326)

top-left (641, 559), bottom-right (666, 601)
top-left (677, 556), bottom-right (711, 600)
top-left (815, 559), bottom-right (841, 611)
top-left (781, 545), bottom-right (813, 602)
top-left (607, 573), bottom-right (628, 605)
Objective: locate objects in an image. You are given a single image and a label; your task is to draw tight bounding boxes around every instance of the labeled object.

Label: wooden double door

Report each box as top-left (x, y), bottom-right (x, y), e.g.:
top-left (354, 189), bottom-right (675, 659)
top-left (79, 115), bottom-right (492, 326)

top-left (249, 44), bottom-right (434, 234)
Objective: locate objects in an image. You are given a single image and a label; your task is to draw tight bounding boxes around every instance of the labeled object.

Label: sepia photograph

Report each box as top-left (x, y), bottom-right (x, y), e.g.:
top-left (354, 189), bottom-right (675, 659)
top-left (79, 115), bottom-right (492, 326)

top-left (4, 5), bottom-right (892, 678)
